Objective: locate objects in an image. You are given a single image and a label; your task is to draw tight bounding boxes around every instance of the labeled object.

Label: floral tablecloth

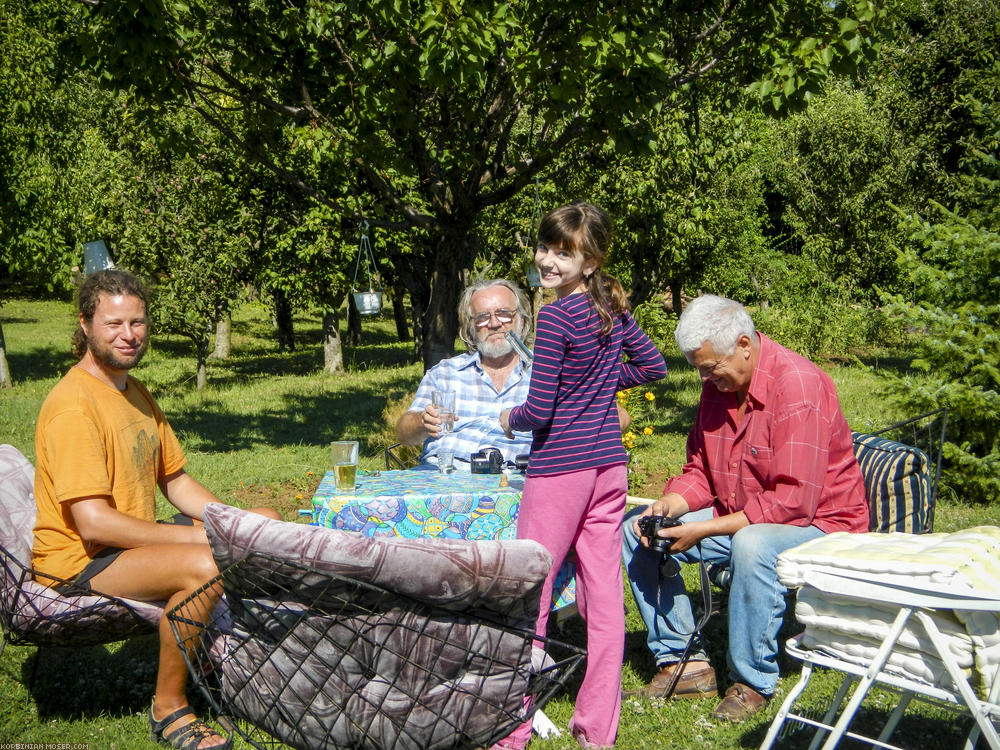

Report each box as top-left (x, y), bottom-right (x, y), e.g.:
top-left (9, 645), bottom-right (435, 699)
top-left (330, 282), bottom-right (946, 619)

top-left (309, 468), bottom-right (577, 610)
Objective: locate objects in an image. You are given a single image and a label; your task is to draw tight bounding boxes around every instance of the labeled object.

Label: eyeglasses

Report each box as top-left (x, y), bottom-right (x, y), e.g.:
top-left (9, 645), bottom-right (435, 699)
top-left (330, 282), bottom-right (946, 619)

top-left (473, 309), bottom-right (517, 328)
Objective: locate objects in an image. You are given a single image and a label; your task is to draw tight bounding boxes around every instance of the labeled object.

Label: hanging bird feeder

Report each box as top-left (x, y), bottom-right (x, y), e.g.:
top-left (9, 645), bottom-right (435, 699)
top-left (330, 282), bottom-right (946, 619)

top-left (351, 221), bottom-right (383, 315)
top-left (83, 239), bottom-right (115, 275)
top-left (521, 179), bottom-right (544, 288)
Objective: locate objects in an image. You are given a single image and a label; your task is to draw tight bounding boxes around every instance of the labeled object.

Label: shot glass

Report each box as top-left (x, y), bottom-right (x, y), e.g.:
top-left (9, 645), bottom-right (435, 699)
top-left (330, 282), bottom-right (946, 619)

top-left (438, 450), bottom-right (455, 475)
top-left (331, 440), bottom-right (359, 490)
top-left (432, 390), bottom-right (457, 434)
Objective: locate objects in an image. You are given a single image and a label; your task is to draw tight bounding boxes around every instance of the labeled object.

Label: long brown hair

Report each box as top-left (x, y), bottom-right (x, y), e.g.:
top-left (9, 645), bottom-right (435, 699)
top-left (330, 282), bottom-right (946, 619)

top-left (536, 201), bottom-right (628, 336)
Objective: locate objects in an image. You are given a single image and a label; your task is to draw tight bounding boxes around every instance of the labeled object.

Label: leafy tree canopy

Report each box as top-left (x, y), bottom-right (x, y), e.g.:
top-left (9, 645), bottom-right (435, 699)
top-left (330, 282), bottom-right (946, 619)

top-left (63, 0), bottom-right (887, 367)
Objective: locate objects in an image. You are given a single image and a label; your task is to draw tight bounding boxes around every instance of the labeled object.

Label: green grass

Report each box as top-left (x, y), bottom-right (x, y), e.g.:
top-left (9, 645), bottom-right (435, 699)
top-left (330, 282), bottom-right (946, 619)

top-left (1, 296), bottom-right (997, 749)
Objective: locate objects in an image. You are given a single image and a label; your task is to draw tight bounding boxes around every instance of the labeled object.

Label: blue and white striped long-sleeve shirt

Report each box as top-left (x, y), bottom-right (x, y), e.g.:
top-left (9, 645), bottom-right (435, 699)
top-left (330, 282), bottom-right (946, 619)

top-left (508, 292), bottom-right (666, 476)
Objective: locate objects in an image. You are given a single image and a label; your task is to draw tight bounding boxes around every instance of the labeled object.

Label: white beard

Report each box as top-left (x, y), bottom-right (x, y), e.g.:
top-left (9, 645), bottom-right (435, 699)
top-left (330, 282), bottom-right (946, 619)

top-left (477, 335), bottom-right (515, 359)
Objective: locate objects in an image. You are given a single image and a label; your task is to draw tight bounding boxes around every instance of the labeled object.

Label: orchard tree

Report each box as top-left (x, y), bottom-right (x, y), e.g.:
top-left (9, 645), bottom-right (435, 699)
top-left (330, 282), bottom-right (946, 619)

top-left (760, 80), bottom-right (918, 300)
top-left (592, 91), bottom-right (767, 312)
top-left (1, 0), bottom-right (131, 385)
top-left (66, 0), bottom-right (887, 368)
top-left (0, 0), bottom-right (123, 294)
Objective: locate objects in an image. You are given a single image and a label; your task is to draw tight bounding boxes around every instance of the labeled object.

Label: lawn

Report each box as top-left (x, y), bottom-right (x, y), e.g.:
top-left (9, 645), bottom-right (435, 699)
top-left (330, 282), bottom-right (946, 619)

top-left (1, 296), bottom-right (997, 749)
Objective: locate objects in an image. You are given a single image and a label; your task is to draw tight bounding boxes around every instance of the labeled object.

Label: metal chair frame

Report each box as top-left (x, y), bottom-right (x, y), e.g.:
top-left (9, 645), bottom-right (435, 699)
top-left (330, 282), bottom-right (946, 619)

top-left (170, 551), bottom-right (586, 750)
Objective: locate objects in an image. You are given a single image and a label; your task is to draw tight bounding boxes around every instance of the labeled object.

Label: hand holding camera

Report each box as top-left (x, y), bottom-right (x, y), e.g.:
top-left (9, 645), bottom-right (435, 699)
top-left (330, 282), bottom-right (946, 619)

top-left (637, 514), bottom-right (683, 577)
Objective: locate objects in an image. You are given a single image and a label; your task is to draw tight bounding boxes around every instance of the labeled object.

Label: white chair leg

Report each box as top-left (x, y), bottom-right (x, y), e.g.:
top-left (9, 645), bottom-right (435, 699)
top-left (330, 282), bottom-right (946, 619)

top-left (807, 674), bottom-right (855, 750)
top-left (818, 607), bottom-right (914, 750)
top-left (760, 662), bottom-right (818, 750)
top-left (872, 691), bottom-right (913, 749)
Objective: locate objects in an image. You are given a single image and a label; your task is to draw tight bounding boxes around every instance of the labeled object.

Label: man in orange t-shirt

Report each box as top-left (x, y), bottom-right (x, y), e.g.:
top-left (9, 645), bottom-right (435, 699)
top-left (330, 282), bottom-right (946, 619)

top-left (32, 269), bottom-right (278, 750)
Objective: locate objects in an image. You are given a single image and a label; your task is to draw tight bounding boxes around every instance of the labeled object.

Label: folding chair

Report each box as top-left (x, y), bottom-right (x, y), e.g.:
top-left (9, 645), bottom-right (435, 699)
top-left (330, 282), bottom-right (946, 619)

top-left (760, 527), bottom-right (1000, 750)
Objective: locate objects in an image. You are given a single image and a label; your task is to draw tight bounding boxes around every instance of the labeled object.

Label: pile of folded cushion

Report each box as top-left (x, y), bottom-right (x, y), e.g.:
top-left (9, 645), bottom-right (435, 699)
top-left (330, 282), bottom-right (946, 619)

top-left (777, 526), bottom-right (1000, 692)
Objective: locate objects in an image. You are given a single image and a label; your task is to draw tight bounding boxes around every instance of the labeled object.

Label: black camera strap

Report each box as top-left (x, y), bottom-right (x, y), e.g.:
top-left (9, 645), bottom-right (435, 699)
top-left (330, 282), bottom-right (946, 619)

top-left (655, 542), bottom-right (715, 700)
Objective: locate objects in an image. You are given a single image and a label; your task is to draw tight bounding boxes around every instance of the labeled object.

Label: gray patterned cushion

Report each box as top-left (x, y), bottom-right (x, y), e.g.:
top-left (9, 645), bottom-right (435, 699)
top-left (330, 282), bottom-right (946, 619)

top-left (0, 444), bottom-right (36, 565)
top-left (200, 503), bottom-right (555, 750)
top-left (202, 502), bottom-right (551, 619)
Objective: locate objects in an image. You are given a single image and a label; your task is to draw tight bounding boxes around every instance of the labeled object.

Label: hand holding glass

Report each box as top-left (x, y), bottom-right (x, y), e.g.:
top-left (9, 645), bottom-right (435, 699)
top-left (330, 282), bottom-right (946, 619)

top-left (432, 390), bottom-right (457, 434)
top-left (331, 440), bottom-right (359, 490)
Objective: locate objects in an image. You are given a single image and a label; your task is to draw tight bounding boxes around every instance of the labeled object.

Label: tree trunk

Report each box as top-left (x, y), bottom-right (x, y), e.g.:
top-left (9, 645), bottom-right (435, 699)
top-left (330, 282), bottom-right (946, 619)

top-left (669, 280), bottom-right (684, 317)
top-left (345, 294), bottom-right (362, 347)
top-left (273, 289), bottom-right (295, 351)
top-left (209, 312), bottom-right (231, 360)
top-left (391, 282), bottom-right (410, 342)
top-left (385, 241), bottom-right (427, 364)
top-left (420, 232), bottom-right (474, 369)
top-left (0, 321), bottom-right (11, 388)
top-left (321, 309), bottom-right (344, 373)
top-left (195, 333), bottom-right (209, 391)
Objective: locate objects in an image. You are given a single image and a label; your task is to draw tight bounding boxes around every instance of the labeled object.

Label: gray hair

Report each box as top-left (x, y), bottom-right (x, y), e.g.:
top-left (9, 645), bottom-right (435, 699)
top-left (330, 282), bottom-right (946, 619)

top-left (458, 278), bottom-right (531, 350)
top-left (674, 294), bottom-right (755, 356)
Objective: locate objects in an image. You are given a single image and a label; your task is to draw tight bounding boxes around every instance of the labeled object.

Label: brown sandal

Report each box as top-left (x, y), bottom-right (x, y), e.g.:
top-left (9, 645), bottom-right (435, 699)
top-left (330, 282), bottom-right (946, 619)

top-left (149, 705), bottom-right (232, 750)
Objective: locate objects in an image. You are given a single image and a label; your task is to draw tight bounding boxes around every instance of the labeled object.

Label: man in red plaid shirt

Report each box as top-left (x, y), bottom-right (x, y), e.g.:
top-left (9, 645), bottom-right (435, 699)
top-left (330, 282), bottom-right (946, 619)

top-left (622, 294), bottom-right (868, 722)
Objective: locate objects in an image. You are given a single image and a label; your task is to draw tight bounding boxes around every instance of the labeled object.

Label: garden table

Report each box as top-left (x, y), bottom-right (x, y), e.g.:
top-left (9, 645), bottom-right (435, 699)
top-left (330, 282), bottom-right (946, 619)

top-left (308, 467), bottom-right (577, 613)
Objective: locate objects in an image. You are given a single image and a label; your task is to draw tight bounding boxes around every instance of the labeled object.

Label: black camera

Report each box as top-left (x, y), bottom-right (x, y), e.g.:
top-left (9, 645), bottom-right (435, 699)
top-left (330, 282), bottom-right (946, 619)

top-left (637, 514), bottom-right (682, 576)
top-left (514, 453), bottom-right (529, 472)
top-left (470, 447), bottom-right (505, 474)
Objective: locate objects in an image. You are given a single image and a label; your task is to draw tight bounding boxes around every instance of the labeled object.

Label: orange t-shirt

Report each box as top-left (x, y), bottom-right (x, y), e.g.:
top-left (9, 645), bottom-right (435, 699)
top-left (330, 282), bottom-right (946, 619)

top-left (31, 366), bottom-right (186, 583)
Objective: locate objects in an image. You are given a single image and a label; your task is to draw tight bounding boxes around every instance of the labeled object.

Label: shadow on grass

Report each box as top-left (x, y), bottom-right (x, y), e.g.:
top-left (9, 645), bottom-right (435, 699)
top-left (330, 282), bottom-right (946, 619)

top-left (6, 346), bottom-right (76, 381)
top-left (166, 372), bottom-right (422, 454)
top-left (854, 353), bottom-right (917, 376)
top-left (735, 700), bottom-right (981, 750)
top-left (26, 635), bottom-right (160, 719)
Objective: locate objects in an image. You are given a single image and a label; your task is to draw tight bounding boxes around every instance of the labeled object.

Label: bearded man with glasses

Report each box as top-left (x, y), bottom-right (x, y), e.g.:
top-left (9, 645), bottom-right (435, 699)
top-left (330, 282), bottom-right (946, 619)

top-left (397, 278), bottom-right (536, 469)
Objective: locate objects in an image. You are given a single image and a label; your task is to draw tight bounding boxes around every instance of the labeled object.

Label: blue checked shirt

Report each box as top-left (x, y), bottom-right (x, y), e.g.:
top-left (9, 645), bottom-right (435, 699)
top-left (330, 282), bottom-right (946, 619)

top-left (407, 351), bottom-right (532, 469)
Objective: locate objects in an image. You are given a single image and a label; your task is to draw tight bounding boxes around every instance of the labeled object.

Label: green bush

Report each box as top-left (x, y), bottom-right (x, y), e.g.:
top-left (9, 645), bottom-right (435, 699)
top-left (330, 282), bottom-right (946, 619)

top-left (751, 294), bottom-right (904, 359)
top-left (631, 300), bottom-right (678, 356)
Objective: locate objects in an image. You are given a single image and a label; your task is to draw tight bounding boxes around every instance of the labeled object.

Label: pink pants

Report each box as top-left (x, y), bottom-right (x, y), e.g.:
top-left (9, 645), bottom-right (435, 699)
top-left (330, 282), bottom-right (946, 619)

top-left (502, 464), bottom-right (626, 749)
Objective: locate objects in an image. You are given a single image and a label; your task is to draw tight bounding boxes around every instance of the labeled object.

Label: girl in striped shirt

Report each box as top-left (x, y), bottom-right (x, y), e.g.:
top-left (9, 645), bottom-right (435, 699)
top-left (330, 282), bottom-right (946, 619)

top-left (499, 201), bottom-right (666, 749)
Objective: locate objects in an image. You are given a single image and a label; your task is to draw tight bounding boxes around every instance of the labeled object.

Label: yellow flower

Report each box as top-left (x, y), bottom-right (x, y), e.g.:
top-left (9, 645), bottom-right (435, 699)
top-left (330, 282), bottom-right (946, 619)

top-left (306, 471), bottom-right (314, 476)
top-left (644, 391), bottom-right (655, 401)
top-left (295, 494), bottom-right (303, 500)
top-left (643, 426), bottom-right (653, 435)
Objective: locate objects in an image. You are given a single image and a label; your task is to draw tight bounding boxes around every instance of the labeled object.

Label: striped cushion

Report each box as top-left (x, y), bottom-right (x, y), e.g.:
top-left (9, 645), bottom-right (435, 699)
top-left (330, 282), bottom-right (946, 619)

top-left (851, 432), bottom-right (932, 534)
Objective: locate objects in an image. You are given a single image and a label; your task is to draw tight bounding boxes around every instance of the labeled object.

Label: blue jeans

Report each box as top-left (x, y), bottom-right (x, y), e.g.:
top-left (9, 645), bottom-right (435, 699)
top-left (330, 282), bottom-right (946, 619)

top-left (622, 506), bottom-right (824, 696)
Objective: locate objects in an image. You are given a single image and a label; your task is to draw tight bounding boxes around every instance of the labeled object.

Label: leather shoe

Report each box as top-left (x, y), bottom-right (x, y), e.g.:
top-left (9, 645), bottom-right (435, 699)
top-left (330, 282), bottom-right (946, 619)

top-left (712, 682), bottom-right (770, 722)
top-left (623, 662), bottom-right (717, 699)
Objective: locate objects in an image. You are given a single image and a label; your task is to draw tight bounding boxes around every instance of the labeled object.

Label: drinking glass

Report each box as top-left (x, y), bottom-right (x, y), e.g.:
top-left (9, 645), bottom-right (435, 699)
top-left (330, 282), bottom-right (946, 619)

top-left (432, 390), bottom-right (457, 434)
top-left (438, 450), bottom-right (455, 474)
top-left (330, 440), bottom-right (359, 490)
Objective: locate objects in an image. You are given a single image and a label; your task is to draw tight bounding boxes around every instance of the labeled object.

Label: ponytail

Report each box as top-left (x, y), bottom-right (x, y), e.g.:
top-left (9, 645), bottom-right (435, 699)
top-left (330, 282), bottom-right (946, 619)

top-left (586, 272), bottom-right (629, 337)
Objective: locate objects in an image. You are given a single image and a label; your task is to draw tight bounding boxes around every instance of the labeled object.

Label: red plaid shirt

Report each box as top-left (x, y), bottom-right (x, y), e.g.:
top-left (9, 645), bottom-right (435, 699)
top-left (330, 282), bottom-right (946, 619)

top-left (667, 334), bottom-right (868, 533)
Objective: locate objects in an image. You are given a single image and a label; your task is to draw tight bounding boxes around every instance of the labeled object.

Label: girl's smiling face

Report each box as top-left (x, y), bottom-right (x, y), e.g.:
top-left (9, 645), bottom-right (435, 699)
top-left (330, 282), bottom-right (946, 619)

top-left (535, 242), bottom-right (595, 298)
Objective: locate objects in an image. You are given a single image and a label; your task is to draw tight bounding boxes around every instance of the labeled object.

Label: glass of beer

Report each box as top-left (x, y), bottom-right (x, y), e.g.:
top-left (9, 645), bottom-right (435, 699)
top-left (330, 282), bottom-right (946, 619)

top-left (331, 440), bottom-right (359, 490)
top-left (432, 390), bottom-right (457, 434)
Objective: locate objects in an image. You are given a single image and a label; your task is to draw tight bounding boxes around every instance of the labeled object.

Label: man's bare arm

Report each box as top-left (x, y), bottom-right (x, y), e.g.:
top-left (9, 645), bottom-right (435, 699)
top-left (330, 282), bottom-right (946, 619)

top-left (158, 469), bottom-right (221, 521)
top-left (69, 496), bottom-right (207, 549)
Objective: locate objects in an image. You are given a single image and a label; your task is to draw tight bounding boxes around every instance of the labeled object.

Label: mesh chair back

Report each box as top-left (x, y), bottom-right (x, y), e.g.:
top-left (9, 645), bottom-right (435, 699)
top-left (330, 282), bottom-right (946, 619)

top-left (172, 552), bottom-right (585, 750)
top-left (0, 444), bottom-right (161, 653)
